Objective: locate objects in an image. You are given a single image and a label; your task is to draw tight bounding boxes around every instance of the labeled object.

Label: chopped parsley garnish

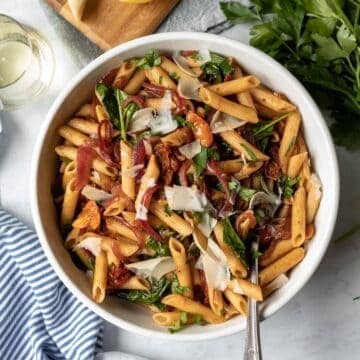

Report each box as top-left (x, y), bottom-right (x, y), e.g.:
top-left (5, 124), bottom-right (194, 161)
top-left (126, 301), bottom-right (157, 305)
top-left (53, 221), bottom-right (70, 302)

top-left (194, 314), bottom-right (203, 325)
top-left (146, 237), bottom-right (170, 257)
top-left (171, 277), bottom-right (190, 295)
top-left (252, 113), bottom-right (290, 152)
top-left (201, 52), bottom-right (234, 84)
top-left (169, 311), bottom-right (188, 333)
top-left (222, 218), bottom-right (248, 267)
top-left (164, 204), bottom-right (173, 216)
top-left (169, 71), bottom-right (180, 81)
top-left (191, 51), bottom-right (202, 61)
top-left (228, 179), bottom-right (257, 201)
top-left (136, 50), bottom-right (162, 69)
top-left (159, 76), bottom-right (163, 85)
top-left (174, 115), bottom-right (193, 128)
top-left (252, 250), bottom-right (263, 260)
top-left (285, 136), bottom-right (296, 155)
top-left (278, 175), bottom-right (298, 198)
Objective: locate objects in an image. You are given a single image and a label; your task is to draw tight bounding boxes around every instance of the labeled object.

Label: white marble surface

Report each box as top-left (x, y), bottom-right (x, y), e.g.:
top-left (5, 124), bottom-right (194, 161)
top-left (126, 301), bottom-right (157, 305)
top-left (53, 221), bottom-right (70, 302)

top-left (1, 1), bottom-right (360, 359)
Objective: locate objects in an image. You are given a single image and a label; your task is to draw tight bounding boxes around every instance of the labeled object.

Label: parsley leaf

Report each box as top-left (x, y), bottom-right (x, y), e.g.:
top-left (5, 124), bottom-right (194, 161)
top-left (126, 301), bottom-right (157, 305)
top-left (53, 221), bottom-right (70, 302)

top-left (136, 50), bottom-right (162, 69)
top-left (228, 179), bottom-right (257, 201)
top-left (220, 1), bottom-right (261, 24)
top-left (169, 311), bottom-right (188, 333)
top-left (146, 237), bottom-right (170, 257)
top-left (201, 52), bottom-right (234, 84)
top-left (221, 0), bottom-right (360, 150)
top-left (278, 175), bottom-right (298, 198)
top-left (222, 218), bottom-right (248, 267)
top-left (164, 204), bottom-right (173, 216)
top-left (252, 249), bottom-right (263, 260)
top-left (171, 277), bottom-right (190, 295)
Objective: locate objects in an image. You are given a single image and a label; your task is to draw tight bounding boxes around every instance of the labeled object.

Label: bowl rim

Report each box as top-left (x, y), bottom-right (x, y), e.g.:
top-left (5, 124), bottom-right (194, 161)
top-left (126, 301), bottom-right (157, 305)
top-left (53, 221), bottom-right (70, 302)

top-left (30, 31), bottom-right (340, 341)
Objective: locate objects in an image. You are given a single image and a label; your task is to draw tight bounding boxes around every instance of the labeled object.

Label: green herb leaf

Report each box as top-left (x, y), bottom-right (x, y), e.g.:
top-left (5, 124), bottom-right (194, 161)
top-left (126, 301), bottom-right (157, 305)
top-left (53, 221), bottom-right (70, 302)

top-left (127, 277), bottom-right (170, 307)
top-left (252, 249), bottom-right (263, 260)
top-left (194, 314), bottom-right (203, 325)
top-left (220, 1), bottom-right (261, 24)
top-left (201, 52), bottom-right (234, 84)
top-left (146, 237), bottom-right (170, 257)
top-left (278, 175), bottom-right (298, 198)
top-left (241, 143), bottom-right (258, 161)
top-left (222, 218), bottom-right (248, 266)
top-left (164, 204), bottom-right (173, 216)
top-left (171, 277), bottom-right (190, 295)
top-left (169, 71), bottom-right (180, 81)
top-left (191, 51), bottom-right (202, 61)
top-left (229, 179), bottom-right (257, 201)
top-left (136, 50), bottom-right (162, 69)
top-left (95, 83), bottom-right (119, 122)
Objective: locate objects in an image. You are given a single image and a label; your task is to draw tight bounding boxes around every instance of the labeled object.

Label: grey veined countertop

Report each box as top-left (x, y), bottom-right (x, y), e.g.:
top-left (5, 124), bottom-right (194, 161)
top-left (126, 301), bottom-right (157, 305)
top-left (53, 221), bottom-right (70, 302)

top-left (1, 1), bottom-right (360, 359)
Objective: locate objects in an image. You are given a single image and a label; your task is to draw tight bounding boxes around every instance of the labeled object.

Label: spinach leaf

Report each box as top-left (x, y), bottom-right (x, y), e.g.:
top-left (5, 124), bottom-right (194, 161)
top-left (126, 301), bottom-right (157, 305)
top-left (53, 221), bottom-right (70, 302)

top-left (124, 277), bottom-right (170, 309)
top-left (222, 218), bottom-right (248, 267)
top-left (95, 83), bottom-right (119, 122)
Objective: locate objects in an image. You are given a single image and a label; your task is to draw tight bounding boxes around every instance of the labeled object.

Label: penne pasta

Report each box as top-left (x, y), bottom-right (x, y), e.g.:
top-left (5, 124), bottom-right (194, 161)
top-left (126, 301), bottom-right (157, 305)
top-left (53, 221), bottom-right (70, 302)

top-left (62, 160), bottom-right (76, 190)
top-left (287, 152), bottom-right (308, 178)
top-left (58, 125), bottom-right (89, 147)
top-left (55, 145), bottom-right (117, 177)
top-left (278, 111), bottom-right (301, 172)
top-left (161, 294), bottom-right (224, 324)
top-left (117, 276), bottom-right (150, 291)
top-left (291, 186), bottom-right (306, 247)
top-left (76, 103), bottom-right (93, 118)
top-left (207, 76), bottom-right (260, 96)
top-left (61, 178), bottom-right (80, 227)
top-left (120, 141), bottom-right (136, 200)
top-left (208, 288), bottom-right (225, 317)
top-left (149, 200), bottom-right (192, 237)
top-left (123, 69), bottom-right (146, 94)
top-left (259, 247), bottom-right (305, 286)
top-left (169, 238), bottom-right (193, 298)
top-left (68, 118), bottom-right (99, 136)
top-left (92, 250), bottom-right (108, 303)
top-left (199, 87), bottom-right (259, 123)
top-left (227, 279), bottom-right (263, 302)
top-left (223, 289), bottom-right (247, 315)
top-left (250, 86), bottom-right (296, 113)
top-left (220, 130), bottom-right (269, 161)
top-left (145, 66), bottom-right (177, 90)
top-left (113, 60), bottom-right (137, 88)
top-left (161, 128), bottom-right (192, 147)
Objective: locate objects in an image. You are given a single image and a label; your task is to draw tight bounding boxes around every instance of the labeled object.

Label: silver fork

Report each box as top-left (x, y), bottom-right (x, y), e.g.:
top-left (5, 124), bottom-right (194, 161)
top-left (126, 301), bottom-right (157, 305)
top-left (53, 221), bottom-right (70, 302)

top-left (243, 240), bottom-right (262, 360)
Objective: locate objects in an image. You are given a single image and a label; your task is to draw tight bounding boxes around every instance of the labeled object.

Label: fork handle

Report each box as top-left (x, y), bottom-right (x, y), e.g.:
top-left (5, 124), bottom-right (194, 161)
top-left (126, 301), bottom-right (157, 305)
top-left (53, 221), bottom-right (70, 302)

top-left (243, 297), bottom-right (262, 360)
top-left (243, 242), bottom-right (262, 360)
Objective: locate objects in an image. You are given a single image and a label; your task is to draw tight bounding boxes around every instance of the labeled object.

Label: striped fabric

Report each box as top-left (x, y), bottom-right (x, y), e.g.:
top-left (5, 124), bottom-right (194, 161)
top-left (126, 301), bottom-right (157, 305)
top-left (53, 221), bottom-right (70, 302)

top-left (0, 209), bottom-right (103, 360)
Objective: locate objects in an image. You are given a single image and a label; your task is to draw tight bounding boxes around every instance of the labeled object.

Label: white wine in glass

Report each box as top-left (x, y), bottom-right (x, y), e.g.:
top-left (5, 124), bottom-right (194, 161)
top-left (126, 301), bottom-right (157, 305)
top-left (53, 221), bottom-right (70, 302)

top-left (0, 14), bottom-right (54, 111)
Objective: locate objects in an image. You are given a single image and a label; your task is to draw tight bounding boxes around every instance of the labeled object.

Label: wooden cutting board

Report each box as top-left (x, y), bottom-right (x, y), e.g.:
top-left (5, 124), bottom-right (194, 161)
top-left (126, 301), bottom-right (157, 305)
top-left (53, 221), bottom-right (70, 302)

top-left (46, 0), bottom-right (180, 50)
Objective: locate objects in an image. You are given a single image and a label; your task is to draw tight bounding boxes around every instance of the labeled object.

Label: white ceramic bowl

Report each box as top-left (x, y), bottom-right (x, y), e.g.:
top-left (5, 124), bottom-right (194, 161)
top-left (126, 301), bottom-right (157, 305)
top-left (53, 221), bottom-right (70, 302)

top-left (31, 32), bottom-right (339, 341)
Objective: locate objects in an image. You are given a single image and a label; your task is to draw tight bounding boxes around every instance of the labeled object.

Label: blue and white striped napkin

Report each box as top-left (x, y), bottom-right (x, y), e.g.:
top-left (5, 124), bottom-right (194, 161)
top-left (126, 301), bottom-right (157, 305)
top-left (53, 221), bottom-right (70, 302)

top-left (0, 208), bottom-right (103, 360)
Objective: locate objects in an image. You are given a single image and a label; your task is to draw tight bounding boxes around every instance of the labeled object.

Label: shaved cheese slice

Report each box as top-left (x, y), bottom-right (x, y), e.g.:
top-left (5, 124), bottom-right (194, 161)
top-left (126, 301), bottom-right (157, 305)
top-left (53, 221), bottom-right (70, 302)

top-left (164, 185), bottom-right (207, 211)
top-left (136, 203), bottom-right (148, 220)
top-left (179, 140), bottom-right (201, 159)
top-left (310, 173), bottom-right (322, 200)
top-left (125, 257), bottom-right (176, 281)
top-left (194, 237), bottom-right (230, 291)
top-left (81, 185), bottom-right (112, 202)
top-left (75, 236), bottom-right (101, 256)
top-left (121, 164), bottom-right (144, 178)
top-left (128, 108), bottom-right (154, 133)
top-left (210, 111), bottom-right (246, 133)
top-left (68, 0), bottom-right (88, 20)
top-left (150, 90), bottom-right (178, 135)
top-left (172, 51), bottom-right (198, 77)
top-left (264, 274), bottom-right (289, 295)
top-left (197, 212), bottom-right (217, 238)
top-left (177, 77), bottom-right (202, 101)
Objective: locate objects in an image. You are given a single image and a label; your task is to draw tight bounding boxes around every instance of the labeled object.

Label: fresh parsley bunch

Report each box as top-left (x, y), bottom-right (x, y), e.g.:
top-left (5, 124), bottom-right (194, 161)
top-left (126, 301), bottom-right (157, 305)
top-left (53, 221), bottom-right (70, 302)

top-left (221, 0), bottom-right (360, 150)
